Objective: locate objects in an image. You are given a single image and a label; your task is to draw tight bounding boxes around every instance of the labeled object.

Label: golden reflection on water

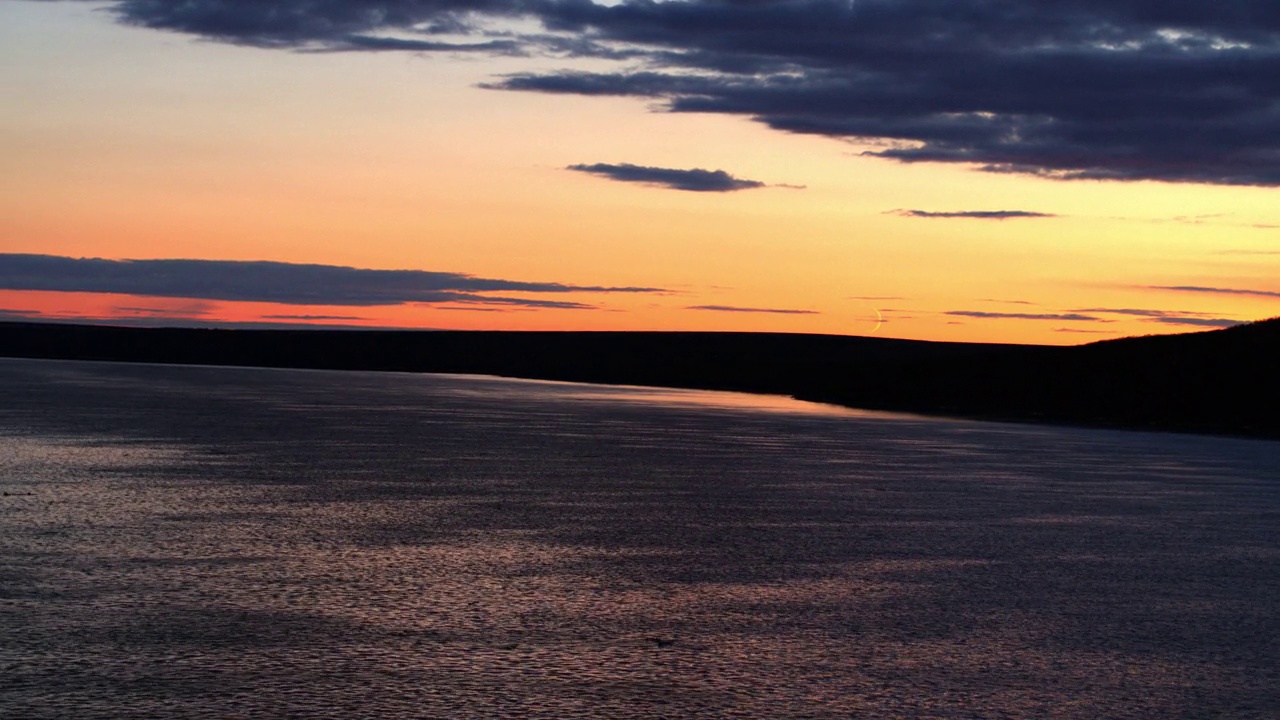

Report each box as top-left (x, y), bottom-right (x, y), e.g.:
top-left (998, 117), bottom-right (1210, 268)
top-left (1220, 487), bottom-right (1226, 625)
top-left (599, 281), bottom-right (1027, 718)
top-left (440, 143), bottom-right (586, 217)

top-left (438, 373), bottom-right (913, 419)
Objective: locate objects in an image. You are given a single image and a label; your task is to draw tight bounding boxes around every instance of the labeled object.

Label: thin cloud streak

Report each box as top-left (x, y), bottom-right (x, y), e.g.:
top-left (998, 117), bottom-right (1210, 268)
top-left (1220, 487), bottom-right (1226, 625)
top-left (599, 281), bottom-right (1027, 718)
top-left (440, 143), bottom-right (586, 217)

top-left (261, 314), bottom-right (367, 321)
top-left (432, 296), bottom-right (598, 310)
top-left (891, 210), bottom-right (1057, 220)
top-left (1066, 306), bottom-right (1242, 328)
top-left (1075, 307), bottom-right (1214, 318)
top-left (954, 306), bottom-right (1241, 327)
top-left (1148, 317), bottom-right (1240, 328)
top-left (0, 308), bottom-right (48, 321)
top-left (568, 163), bottom-right (768, 192)
top-left (945, 311), bottom-right (1103, 322)
top-left (1149, 285), bottom-right (1280, 300)
top-left (687, 305), bottom-right (818, 315)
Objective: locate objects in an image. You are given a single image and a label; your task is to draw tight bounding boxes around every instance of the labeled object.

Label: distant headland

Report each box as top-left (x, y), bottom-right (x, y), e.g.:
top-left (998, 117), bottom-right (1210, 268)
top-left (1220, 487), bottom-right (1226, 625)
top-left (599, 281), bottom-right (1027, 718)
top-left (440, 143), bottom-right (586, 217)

top-left (1, 319), bottom-right (1277, 439)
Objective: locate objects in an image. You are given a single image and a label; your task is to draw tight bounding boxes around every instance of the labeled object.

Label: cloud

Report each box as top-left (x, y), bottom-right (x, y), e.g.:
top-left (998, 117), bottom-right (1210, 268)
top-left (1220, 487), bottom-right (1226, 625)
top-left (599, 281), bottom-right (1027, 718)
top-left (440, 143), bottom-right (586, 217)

top-left (891, 210), bottom-right (1057, 220)
top-left (1172, 213), bottom-right (1228, 225)
top-left (0, 313), bottom-right (422, 331)
top-left (945, 311), bottom-right (1104, 322)
top-left (0, 254), bottom-right (660, 307)
top-left (109, 0), bottom-right (534, 51)
top-left (1147, 316), bottom-right (1240, 328)
top-left (114, 300), bottom-right (218, 317)
top-left (1072, 306), bottom-right (1243, 328)
top-left (434, 306), bottom-right (524, 312)
top-left (847, 295), bottom-right (904, 301)
top-left (1121, 214), bottom-right (1280, 230)
top-left (260, 314), bottom-right (366, 320)
top-left (948, 306), bottom-right (1241, 327)
top-left (567, 163), bottom-right (767, 192)
top-left (686, 305), bottom-right (818, 315)
top-left (1148, 285), bottom-right (1280, 300)
top-left (1075, 307), bottom-right (1216, 319)
top-left (431, 296), bottom-right (597, 309)
top-left (75, 0), bottom-right (1280, 187)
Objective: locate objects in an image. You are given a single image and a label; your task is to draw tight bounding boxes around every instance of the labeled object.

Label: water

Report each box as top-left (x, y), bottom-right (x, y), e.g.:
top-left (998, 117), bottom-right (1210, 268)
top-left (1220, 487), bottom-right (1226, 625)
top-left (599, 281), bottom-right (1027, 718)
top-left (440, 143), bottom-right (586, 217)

top-left (1, 358), bottom-right (1276, 718)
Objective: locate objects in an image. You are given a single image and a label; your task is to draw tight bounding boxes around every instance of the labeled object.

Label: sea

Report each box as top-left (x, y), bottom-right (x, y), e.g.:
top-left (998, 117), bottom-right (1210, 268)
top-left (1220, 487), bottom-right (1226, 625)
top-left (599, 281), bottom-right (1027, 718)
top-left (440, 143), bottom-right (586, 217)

top-left (1, 357), bottom-right (1276, 719)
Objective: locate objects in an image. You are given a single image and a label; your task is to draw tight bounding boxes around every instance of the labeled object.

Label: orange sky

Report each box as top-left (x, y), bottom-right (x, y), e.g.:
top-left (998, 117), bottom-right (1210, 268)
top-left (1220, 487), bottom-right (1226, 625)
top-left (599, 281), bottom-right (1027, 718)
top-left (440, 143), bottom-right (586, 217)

top-left (3, 1), bottom-right (1279, 345)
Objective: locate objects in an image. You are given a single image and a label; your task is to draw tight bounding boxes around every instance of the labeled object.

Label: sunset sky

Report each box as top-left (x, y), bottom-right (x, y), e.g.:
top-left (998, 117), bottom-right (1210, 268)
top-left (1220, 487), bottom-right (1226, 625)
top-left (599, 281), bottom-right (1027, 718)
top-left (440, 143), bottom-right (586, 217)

top-left (3, 0), bottom-right (1279, 344)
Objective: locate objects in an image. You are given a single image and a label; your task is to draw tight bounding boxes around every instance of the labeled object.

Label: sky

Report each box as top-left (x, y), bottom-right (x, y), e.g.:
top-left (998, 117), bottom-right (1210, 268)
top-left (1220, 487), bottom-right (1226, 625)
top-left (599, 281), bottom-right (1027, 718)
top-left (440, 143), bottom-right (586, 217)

top-left (2, 0), bottom-right (1279, 344)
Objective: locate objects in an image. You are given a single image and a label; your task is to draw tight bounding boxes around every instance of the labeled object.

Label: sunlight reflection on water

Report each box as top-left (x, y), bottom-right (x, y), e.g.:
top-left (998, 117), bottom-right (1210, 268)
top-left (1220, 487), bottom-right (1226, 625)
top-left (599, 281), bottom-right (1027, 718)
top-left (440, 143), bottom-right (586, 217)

top-left (0, 359), bottom-right (1276, 719)
top-left (433, 372), bottom-right (906, 418)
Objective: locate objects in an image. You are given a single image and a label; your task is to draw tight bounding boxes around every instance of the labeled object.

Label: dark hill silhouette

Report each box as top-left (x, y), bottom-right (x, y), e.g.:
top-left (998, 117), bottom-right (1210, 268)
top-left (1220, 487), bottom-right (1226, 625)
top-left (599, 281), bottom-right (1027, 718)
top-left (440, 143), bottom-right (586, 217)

top-left (0, 318), bottom-right (1276, 439)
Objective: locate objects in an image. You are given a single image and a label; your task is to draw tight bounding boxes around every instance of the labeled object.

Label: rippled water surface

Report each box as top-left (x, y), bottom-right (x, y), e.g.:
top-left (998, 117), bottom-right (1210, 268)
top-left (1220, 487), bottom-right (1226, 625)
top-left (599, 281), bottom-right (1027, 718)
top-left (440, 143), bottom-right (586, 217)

top-left (1, 358), bottom-right (1277, 718)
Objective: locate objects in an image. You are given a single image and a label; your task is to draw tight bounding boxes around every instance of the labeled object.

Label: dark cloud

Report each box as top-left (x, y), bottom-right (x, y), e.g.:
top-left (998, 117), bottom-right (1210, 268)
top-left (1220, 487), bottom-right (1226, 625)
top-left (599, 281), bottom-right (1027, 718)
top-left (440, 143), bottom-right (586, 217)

top-left (1072, 307), bottom-right (1242, 328)
top-left (945, 311), bottom-right (1103, 322)
top-left (434, 306), bottom-right (523, 312)
top-left (567, 163), bottom-right (767, 192)
top-left (1148, 316), bottom-right (1240, 328)
top-left (110, 0), bottom-right (533, 51)
top-left (687, 305), bottom-right (818, 315)
top-left (433, 296), bottom-right (596, 309)
top-left (1075, 307), bottom-right (1216, 319)
top-left (892, 210), bottom-right (1057, 220)
top-left (73, 0), bottom-right (1280, 186)
top-left (329, 36), bottom-right (522, 53)
top-left (115, 305), bottom-right (215, 317)
top-left (111, 300), bottom-right (220, 321)
top-left (0, 254), bottom-right (660, 307)
top-left (261, 314), bottom-right (366, 320)
top-left (1149, 285), bottom-right (1280, 300)
top-left (948, 307), bottom-right (1241, 327)
top-left (498, 0), bottom-right (1280, 187)
top-left (0, 307), bottom-right (409, 330)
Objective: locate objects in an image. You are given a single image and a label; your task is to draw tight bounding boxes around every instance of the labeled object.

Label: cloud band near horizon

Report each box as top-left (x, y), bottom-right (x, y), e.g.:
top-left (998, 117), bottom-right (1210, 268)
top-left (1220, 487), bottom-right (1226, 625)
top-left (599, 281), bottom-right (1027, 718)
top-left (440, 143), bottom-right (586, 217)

top-left (0, 254), bottom-right (662, 309)
top-left (951, 307), bottom-right (1242, 328)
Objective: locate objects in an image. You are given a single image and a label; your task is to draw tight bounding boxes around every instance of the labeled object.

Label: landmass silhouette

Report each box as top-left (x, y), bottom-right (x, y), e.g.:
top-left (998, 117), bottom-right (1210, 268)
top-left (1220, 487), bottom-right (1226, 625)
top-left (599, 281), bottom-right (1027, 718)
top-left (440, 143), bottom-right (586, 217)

top-left (1, 318), bottom-right (1276, 439)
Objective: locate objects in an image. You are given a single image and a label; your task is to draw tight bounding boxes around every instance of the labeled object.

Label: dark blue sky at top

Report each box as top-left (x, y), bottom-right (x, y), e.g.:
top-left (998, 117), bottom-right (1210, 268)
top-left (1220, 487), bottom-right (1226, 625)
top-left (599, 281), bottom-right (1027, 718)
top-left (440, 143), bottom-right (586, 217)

top-left (73, 0), bottom-right (1280, 187)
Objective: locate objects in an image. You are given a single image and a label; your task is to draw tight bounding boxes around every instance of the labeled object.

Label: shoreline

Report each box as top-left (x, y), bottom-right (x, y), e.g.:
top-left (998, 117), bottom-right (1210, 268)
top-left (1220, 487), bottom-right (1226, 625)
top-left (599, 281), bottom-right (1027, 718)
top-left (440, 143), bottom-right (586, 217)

top-left (1, 319), bottom-right (1277, 441)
